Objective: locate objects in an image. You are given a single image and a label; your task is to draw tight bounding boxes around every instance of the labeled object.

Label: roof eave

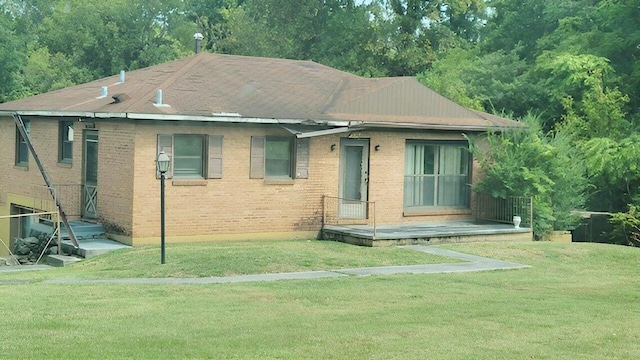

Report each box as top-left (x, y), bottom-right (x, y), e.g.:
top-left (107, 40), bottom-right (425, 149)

top-left (0, 110), bottom-right (356, 127)
top-left (358, 121), bottom-right (522, 132)
top-left (0, 110), bottom-right (522, 132)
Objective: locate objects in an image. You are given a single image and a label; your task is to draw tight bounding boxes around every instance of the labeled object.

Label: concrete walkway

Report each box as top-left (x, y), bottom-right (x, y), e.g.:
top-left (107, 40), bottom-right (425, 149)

top-left (13, 245), bottom-right (529, 285)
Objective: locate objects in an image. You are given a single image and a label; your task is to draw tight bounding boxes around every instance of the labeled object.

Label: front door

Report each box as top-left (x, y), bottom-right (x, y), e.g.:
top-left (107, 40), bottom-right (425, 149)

top-left (82, 130), bottom-right (99, 219)
top-left (339, 138), bottom-right (369, 219)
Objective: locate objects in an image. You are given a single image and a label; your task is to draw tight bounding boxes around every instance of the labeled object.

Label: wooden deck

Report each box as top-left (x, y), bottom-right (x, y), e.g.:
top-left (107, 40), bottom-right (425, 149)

top-left (321, 221), bottom-right (533, 247)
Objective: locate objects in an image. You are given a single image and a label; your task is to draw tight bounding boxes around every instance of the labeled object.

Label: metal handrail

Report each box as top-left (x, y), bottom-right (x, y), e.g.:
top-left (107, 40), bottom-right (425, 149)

top-left (322, 195), bottom-right (377, 239)
top-left (32, 184), bottom-right (83, 218)
top-left (475, 193), bottom-right (533, 228)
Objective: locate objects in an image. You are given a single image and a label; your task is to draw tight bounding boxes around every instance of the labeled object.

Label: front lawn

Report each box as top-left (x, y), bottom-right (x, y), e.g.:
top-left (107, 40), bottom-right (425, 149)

top-left (0, 241), bottom-right (638, 359)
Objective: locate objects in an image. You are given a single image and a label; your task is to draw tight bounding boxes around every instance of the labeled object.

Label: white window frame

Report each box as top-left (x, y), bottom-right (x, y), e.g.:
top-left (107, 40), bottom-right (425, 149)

top-left (15, 120), bottom-right (30, 166)
top-left (173, 134), bottom-right (206, 179)
top-left (404, 141), bottom-right (470, 210)
top-left (59, 120), bottom-right (74, 163)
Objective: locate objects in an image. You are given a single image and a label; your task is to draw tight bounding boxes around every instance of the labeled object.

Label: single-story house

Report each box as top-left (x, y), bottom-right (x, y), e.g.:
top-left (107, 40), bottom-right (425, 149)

top-left (0, 52), bottom-right (528, 253)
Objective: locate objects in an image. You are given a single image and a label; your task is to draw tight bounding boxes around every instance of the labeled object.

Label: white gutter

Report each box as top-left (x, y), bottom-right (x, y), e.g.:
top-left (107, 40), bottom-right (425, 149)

top-left (0, 110), bottom-right (517, 131)
top-left (0, 110), bottom-right (97, 118)
top-left (0, 110), bottom-right (357, 127)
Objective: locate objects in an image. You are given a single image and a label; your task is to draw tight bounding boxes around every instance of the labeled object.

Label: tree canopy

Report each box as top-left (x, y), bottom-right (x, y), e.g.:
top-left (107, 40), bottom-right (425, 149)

top-left (1, 0), bottom-right (639, 242)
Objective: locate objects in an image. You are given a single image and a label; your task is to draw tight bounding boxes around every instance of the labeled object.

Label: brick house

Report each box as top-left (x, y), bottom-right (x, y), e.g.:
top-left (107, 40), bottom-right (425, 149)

top-left (0, 53), bottom-right (524, 252)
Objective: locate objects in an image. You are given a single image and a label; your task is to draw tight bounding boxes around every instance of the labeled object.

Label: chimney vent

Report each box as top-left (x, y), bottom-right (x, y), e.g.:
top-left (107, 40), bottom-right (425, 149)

top-left (154, 89), bottom-right (170, 107)
top-left (97, 86), bottom-right (108, 98)
top-left (119, 70), bottom-right (125, 83)
top-left (194, 32), bottom-right (204, 54)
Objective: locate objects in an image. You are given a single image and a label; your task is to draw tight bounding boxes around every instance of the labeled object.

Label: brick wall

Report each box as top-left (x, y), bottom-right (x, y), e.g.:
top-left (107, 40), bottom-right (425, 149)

top-left (130, 123), bottom-right (340, 242)
top-left (365, 129), bottom-right (476, 223)
top-left (127, 123), bottom-right (480, 244)
top-left (0, 115), bottom-right (485, 250)
top-left (0, 116), bottom-right (84, 254)
top-left (95, 122), bottom-right (135, 236)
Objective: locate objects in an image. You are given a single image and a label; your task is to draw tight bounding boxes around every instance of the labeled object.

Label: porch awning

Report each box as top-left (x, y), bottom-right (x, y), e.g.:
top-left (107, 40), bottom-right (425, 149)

top-left (281, 125), bottom-right (366, 138)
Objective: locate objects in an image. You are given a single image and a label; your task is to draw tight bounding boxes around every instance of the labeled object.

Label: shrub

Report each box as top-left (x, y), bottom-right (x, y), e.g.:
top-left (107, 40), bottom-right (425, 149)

top-left (469, 113), bottom-right (587, 239)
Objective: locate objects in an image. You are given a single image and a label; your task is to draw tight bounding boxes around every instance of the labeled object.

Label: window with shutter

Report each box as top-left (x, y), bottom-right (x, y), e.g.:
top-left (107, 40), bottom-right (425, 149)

top-left (250, 136), bottom-right (309, 180)
top-left (158, 134), bottom-right (224, 180)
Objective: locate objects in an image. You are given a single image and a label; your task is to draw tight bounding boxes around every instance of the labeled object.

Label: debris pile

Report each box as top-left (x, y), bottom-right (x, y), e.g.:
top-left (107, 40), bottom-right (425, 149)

top-left (7, 229), bottom-right (63, 265)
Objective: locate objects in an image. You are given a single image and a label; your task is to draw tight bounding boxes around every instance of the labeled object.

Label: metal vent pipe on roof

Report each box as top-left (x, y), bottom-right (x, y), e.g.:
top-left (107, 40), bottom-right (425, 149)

top-left (119, 70), bottom-right (125, 83)
top-left (156, 89), bottom-right (163, 105)
top-left (100, 86), bottom-right (108, 98)
top-left (194, 32), bottom-right (204, 54)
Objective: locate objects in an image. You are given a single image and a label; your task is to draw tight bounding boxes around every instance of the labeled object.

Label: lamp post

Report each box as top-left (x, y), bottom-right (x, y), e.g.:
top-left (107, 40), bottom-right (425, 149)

top-left (157, 151), bottom-right (170, 264)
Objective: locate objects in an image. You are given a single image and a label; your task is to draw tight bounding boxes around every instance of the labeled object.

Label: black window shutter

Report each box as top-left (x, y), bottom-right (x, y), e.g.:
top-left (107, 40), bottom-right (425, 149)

top-left (295, 138), bottom-right (309, 179)
top-left (207, 135), bottom-right (223, 179)
top-left (250, 136), bottom-right (265, 179)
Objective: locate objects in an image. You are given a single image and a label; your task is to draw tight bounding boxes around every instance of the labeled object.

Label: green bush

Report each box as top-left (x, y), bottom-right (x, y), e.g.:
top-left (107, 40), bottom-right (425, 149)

top-left (609, 204), bottom-right (640, 247)
top-left (469, 113), bottom-right (587, 239)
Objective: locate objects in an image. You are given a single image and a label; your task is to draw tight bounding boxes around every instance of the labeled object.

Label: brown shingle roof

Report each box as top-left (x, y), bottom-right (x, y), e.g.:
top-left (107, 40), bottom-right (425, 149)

top-left (0, 53), bottom-right (521, 130)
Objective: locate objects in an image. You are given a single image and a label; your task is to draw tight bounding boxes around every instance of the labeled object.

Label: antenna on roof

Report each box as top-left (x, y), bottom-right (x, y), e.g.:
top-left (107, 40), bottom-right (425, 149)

top-left (194, 32), bottom-right (204, 54)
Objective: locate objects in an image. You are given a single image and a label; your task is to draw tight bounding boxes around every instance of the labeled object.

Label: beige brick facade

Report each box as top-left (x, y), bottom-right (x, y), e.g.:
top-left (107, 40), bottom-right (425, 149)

top-left (0, 116), bottom-right (482, 254)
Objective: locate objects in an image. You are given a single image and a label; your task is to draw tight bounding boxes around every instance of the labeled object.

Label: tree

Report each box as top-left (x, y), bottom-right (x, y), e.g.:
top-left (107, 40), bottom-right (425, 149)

top-left (37, 0), bottom-right (188, 79)
top-left (183, 0), bottom-right (241, 52)
top-left (469, 114), bottom-right (587, 238)
top-left (221, 0), bottom-right (390, 76)
top-left (536, 53), bottom-right (631, 139)
top-left (0, 10), bottom-right (27, 102)
top-left (418, 47), bottom-right (531, 114)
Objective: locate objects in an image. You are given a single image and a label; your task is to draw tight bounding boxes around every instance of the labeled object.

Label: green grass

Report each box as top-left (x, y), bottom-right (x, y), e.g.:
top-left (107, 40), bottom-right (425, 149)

top-left (0, 239), bottom-right (453, 280)
top-left (0, 241), bottom-right (639, 359)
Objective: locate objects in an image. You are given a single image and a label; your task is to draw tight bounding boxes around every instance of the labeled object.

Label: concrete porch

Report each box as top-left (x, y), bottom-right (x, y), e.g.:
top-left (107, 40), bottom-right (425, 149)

top-left (32, 220), bottom-right (130, 259)
top-left (321, 221), bottom-right (533, 247)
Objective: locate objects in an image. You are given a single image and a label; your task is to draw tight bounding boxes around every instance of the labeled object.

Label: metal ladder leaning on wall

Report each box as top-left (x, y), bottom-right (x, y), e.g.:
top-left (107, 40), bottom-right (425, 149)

top-left (13, 114), bottom-right (79, 249)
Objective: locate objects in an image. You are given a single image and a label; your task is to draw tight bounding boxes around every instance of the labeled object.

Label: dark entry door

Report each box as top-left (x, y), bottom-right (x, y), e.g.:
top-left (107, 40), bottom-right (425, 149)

top-left (82, 130), bottom-right (98, 219)
top-left (339, 138), bottom-right (370, 219)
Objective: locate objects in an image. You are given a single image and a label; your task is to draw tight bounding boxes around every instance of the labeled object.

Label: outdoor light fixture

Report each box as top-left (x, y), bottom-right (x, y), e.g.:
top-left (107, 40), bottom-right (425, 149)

top-left (157, 151), bottom-right (171, 264)
top-left (330, 144), bottom-right (336, 151)
top-left (157, 151), bottom-right (170, 173)
top-left (375, 144), bottom-right (380, 151)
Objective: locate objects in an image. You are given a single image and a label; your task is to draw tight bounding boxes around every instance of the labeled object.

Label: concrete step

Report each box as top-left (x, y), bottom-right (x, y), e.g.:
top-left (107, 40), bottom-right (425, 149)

top-left (45, 254), bottom-right (83, 267)
top-left (30, 220), bottom-right (106, 241)
top-left (61, 238), bottom-right (131, 258)
top-left (60, 221), bottom-right (105, 240)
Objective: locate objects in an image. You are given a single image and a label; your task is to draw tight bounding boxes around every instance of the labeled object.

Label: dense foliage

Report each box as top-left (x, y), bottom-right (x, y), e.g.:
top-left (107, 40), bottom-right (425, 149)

top-left (469, 115), bottom-right (586, 239)
top-left (0, 0), bottom-right (638, 243)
